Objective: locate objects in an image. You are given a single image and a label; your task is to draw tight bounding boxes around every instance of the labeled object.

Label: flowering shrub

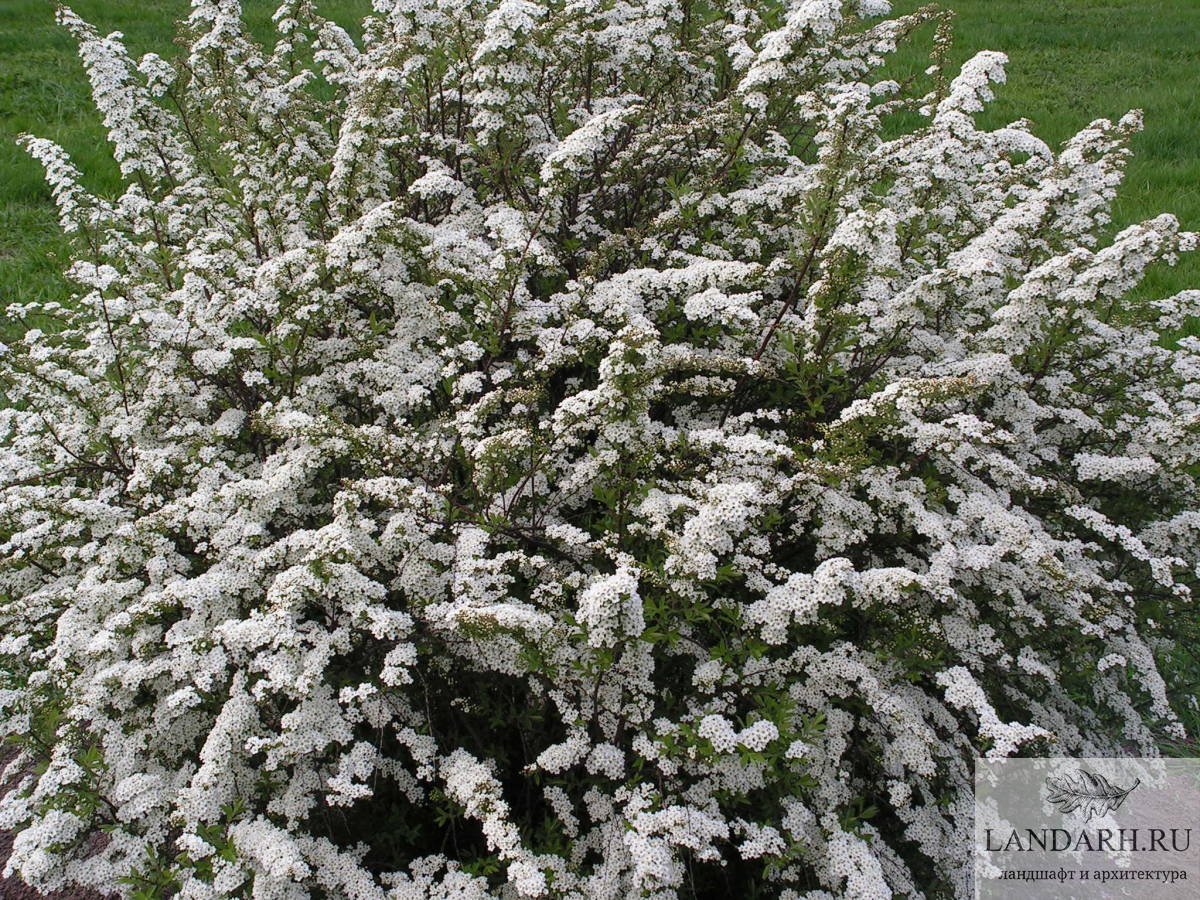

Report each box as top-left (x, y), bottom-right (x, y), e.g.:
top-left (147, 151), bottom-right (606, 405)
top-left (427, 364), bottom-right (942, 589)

top-left (1, 0), bottom-right (1197, 896)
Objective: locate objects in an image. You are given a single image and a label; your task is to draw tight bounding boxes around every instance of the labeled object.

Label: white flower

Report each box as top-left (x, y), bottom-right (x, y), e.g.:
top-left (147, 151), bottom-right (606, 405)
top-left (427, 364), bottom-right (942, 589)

top-left (2, 0), bottom-right (1193, 896)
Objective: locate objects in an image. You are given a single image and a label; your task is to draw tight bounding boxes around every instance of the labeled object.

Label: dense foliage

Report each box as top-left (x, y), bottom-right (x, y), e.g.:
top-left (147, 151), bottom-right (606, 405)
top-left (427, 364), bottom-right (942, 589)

top-left (1, 0), bottom-right (1197, 896)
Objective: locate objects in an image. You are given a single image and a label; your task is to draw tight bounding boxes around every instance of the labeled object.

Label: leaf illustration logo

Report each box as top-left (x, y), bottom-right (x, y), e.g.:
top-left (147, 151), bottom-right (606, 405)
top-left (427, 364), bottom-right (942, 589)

top-left (1045, 769), bottom-right (1140, 822)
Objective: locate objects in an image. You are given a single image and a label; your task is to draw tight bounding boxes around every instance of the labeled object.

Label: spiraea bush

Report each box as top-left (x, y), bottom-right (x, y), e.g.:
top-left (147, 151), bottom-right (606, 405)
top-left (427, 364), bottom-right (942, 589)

top-left (0, 0), bottom-right (1197, 896)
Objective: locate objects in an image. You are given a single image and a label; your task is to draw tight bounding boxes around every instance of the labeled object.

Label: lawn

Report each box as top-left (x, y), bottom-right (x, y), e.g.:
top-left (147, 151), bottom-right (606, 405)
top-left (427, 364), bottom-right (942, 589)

top-left (1, 0), bottom-right (1197, 317)
top-left (0, 0), bottom-right (370, 325)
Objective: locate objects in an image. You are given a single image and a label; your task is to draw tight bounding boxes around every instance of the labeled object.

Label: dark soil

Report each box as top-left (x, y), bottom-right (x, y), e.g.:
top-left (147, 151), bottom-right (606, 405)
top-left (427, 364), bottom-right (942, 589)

top-left (0, 750), bottom-right (107, 900)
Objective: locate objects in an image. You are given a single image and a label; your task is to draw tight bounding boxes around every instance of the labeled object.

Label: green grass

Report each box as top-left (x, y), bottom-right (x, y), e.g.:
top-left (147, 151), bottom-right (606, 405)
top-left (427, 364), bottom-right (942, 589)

top-left (0, 0), bottom-right (369, 323)
top-left (1, 0), bottom-right (1197, 317)
top-left (891, 0), bottom-right (1200, 308)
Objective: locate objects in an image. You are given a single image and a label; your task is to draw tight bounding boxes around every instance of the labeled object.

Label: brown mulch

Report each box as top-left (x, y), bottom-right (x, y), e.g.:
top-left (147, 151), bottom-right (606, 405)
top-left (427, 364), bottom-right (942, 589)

top-left (0, 750), bottom-right (106, 900)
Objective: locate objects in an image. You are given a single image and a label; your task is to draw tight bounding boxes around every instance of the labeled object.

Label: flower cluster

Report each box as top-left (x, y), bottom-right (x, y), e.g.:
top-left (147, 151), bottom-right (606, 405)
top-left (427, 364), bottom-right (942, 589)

top-left (0, 0), bottom-right (1196, 897)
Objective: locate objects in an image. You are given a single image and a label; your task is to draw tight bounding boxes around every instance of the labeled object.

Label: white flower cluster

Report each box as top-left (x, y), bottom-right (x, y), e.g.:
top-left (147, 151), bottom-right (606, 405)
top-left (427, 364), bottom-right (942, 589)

top-left (0, 0), bottom-right (1196, 897)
